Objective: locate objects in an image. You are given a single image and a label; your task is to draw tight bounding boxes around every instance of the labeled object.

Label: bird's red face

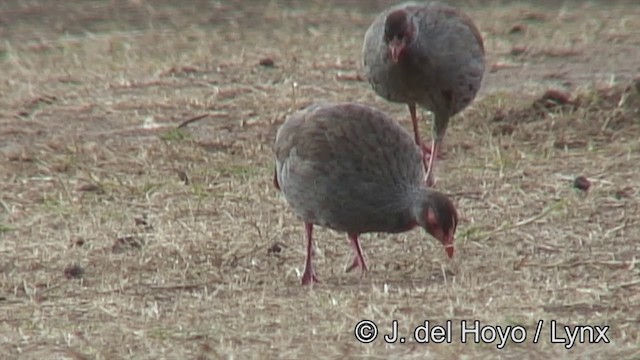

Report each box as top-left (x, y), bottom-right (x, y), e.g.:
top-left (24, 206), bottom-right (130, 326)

top-left (420, 197), bottom-right (458, 258)
top-left (388, 38), bottom-right (407, 63)
top-left (384, 9), bottom-right (414, 63)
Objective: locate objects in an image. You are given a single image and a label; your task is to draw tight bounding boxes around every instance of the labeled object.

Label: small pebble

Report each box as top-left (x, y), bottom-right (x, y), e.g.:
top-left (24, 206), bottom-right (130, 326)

top-left (573, 176), bottom-right (591, 192)
top-left (267, 242), bottom-right (285, 255)
top-left (63, 264), bottom-right (85, 279)
top-left (508, 24), bottom-right (526, 34)
top-left (259, 58), bottom-right (275, 67)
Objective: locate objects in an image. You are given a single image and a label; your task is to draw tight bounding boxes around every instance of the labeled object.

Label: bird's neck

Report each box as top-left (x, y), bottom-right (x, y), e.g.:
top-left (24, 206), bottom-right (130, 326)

top-left (408, 187), bottom-right (434, 226)
top-left (368, 186), bottom-right (423, 234)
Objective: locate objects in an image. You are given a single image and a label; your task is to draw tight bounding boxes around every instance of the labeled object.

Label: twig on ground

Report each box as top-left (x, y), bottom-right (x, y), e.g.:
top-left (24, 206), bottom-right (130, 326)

top-left (177, 114), bottom-right (209, 129)
top-left (609, 278), bottom-right (640, 290)
top-left (478, 200), bottom-right (565, 241)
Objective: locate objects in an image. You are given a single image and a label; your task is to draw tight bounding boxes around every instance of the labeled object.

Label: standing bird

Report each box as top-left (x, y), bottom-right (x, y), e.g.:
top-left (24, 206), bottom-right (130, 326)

top-left (273, 102), bottom-right (458, 285)
top-left (363, 2), bottom-right (486, 187)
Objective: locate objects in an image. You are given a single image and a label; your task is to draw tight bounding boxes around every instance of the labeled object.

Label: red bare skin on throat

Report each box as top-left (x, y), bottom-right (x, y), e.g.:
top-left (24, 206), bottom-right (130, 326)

top-left (426, 209), bottom-right (455, 258)
top-left (389, 39), bottom-right (406, 63)
top-left (384, 10), bottom-right (414, 63)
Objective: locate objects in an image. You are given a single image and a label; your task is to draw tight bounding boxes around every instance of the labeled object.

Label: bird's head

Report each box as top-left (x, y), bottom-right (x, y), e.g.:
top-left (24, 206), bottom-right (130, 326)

top-left (414, 190), bottom-right (458, 258)
top-left (383, 9), bottom-right (415, 63)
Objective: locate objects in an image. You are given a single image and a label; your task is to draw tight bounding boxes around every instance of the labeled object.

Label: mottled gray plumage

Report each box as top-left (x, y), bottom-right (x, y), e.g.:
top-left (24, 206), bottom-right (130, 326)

top-left (363, 1), bottom-right (485, 187)
top-left (273, 102), bottom-right (457, 285)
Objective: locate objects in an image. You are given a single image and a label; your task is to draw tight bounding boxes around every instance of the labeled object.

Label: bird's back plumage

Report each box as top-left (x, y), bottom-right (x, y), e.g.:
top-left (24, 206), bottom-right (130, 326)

top-left (274, 102), bottom-right (424, 234)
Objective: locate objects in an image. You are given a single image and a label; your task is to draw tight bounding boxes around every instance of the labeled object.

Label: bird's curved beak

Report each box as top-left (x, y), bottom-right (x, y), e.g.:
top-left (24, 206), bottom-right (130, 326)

top-left (389, 39), bottom-right (403, 63)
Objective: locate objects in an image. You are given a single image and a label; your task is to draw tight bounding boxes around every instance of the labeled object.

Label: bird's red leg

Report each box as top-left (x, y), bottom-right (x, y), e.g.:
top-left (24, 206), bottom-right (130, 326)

top-left (424, 138), bottom-right (441, 187)
top-left (273, 166), bottom-right (280, 191)
top-left (408, 104), bottom-right (431, 178)
top-left (301, 222), bottom-right (319, 285)
top-left (345, 233), bottom-right (368, 274)
top-left (408, 103), bottom-right (421, 146)
top-left (426, 91), bottom-right (454, 188)
top-left (408, 104), bottom-right (434, 186)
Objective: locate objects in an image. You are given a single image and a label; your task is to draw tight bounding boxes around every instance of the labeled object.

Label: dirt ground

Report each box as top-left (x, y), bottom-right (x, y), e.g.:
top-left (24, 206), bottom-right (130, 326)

top-left (1, 0), bottom-right (639, 359)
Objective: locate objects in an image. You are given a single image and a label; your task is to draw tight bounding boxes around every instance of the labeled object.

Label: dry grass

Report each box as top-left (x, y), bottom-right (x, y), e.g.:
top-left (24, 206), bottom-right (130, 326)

top-left (0, 0), bottom-right (639, 359)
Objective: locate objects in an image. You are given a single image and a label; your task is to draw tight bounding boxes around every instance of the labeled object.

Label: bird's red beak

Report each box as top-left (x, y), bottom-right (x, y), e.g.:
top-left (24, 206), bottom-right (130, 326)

top-left (443, 236), bottom-right (454, 258)
top-left (444, 244), bottom-right (454, 258)
top-left (389, 39), bottom-right (403, 63)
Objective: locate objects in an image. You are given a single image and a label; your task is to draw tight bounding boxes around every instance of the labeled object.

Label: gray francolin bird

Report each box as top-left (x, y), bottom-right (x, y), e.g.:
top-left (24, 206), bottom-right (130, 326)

top-left (363, 2), bottom-right (486, 187)
top-left (273, 102), bottom-right (458, 285)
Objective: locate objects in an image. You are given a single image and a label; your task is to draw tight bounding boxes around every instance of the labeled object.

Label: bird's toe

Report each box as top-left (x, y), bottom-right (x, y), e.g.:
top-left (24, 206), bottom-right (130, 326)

top-left (301, 268), bottom-right (320, 285)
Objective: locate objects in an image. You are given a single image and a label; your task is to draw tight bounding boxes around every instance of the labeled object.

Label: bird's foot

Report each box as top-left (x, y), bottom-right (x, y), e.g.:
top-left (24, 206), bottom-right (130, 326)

top-left (420, 143), bottom-right (433, 156)
top-left (421, 155), bottom-right (436, 187)
top-left (421, 144), bottom-right (445, 160)
top-left (301, 266), bottom-right (320, 285)
top-left (424, 173), bottom-right (436, 188)
top-left (345, 255), bottom-right (369, 275)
